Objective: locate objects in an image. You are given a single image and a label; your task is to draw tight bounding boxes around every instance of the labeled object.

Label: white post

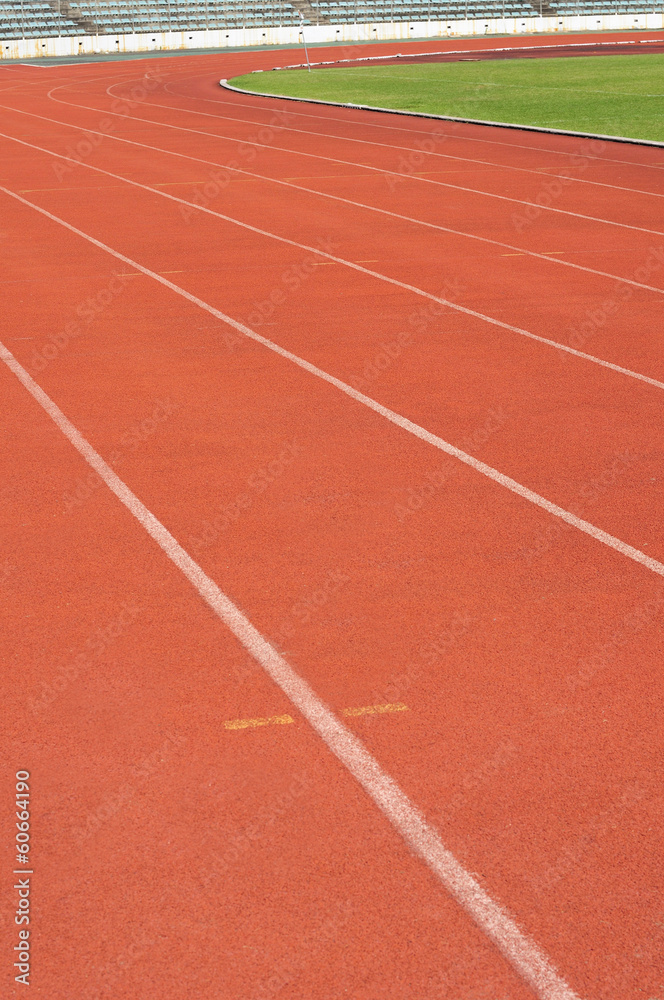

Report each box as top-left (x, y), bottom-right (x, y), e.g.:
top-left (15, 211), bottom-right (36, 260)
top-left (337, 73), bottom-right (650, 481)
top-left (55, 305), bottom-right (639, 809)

top-left (299, 12), bottom-right (311, 71)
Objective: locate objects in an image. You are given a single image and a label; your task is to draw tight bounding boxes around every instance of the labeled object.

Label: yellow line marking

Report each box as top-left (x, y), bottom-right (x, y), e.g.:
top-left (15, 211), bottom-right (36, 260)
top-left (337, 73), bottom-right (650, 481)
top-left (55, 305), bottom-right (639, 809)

top-left (224, 714), bottom-right (294, 730)
top-left (342, 703), bottom-right (409, 717)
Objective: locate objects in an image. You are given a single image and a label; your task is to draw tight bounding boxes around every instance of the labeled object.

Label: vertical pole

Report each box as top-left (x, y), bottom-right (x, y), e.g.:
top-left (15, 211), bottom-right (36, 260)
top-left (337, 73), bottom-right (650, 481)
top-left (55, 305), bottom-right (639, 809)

top-left (300, 13), bottom-right (311, 70)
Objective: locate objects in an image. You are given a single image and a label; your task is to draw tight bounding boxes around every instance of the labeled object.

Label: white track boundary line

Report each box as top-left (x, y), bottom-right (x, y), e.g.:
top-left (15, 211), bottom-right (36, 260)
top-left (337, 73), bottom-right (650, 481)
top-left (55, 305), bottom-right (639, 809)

top-left (45, 84), bottom-right (664, 239)
top-left (101, 78), bottom-right (664, 201)
top-left (2, 111), bottom-right (663, 300)
top-left (220, 72), bottom-right (664, 151)
top-left (3, 136), bottom-right (664, 391)
top-left (0, 337), bottom-right (583, 1000)
top-left (3, 182), bottom-right (664, 586)
top-left (161, 68), bottom-right (664, 174)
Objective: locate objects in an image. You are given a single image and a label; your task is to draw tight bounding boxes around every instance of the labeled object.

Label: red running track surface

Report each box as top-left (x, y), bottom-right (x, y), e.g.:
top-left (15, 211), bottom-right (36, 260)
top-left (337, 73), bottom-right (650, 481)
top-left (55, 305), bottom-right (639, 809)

top-left (1, 33), bottom-right (664, 1000)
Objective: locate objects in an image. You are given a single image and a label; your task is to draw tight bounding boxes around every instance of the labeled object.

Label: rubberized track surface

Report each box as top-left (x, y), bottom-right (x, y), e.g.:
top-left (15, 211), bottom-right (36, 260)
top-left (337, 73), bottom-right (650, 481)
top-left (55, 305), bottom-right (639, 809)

top-left (1, 32), bottom-right (664, 1000)
top-left (305, 37), bottom-right (664, 65)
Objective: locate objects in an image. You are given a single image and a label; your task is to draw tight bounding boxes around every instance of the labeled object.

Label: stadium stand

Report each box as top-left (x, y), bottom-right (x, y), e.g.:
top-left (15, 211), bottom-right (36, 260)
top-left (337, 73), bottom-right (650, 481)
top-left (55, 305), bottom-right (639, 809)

top-left (0, 0), bottom-right (662, 39)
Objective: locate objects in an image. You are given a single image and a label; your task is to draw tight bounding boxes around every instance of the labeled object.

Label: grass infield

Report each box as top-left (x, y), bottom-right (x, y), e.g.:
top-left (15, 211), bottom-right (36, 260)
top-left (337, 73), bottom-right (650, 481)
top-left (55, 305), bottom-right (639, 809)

top-left (231, 53), bottom-right (664, 142)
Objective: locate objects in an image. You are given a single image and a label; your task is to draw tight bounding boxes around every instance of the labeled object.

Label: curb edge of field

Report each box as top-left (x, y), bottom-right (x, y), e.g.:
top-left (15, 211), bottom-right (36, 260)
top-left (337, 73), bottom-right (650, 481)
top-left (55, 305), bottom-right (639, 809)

top-left (220, 78), bottom-right (664, 149)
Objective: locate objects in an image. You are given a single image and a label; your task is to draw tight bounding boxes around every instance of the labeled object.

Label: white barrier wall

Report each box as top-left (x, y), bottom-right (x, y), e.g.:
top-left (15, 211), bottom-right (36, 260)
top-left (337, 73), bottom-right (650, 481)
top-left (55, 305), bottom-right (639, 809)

top-left (2, 12), bottom-right (663, 60)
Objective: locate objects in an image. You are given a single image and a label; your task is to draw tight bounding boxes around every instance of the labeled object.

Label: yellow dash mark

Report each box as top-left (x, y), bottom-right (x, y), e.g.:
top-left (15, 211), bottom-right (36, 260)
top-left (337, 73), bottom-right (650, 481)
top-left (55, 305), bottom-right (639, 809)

top-left (224, 714), bottom-right (294, 730)
top-left (342, 703), bottom-right (409, 717)
top-left (500, 253), bottom-right (526, 257)
top-left (543, 251), bottom-right (565, 255)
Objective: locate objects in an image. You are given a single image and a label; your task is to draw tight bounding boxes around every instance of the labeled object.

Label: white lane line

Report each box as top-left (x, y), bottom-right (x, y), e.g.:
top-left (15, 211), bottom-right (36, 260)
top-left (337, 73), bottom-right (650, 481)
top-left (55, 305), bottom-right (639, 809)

top-left (3, 134), bottom-right (664, 398)
top-left (221, 77), bottom-right (664, 153)
top-left (103, 78), bottom-right (664, 201)
top-left (160, 69), bottom-right (664, 174)
top-left (3, 182), bottom-right (664, 586)
top-left (2, 108), bottom-right (662, 299)
top-left (1, 341), bottom-right (583, 1000)
top-left (45, 84), bottom-right (664, 239)
top-left (136, 69), bottom-right (664, 197)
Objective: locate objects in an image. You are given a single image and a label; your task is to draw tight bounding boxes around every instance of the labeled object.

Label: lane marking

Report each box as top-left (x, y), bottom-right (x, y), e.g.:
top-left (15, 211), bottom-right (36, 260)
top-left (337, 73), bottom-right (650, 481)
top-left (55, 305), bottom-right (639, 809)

top-left (3, 184), bottom-right (664, 585)
top-left (110, 75), bottom-right (664, 198)
top-left (2, 139), bottom-right (664, 398)
top-left (342, 703), bottom-right (409, 717)
top-left (0, 338), bottom-right (583, 1000)
top-left (224, 714), bottom-right (294, 730)
top-left (45, 84), bottom-right (664, 240)
top-left (2, 103), bottom-right (662, 296)
top-left (162, 65), bottom-right (664, 175)
top-left (220, 76), bottom-right (664, 154)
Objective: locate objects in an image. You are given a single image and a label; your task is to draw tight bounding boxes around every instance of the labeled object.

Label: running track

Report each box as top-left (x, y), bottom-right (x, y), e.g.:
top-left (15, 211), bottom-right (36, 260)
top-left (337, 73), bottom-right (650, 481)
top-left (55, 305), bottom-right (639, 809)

top-left (1, 33), bottom-right (663, 1000)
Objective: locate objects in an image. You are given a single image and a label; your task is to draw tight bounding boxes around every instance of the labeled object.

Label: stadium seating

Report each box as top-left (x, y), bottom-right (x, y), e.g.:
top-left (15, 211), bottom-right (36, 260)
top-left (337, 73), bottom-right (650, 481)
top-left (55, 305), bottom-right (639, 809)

top-left (0, 0), bottom-right (661, 39)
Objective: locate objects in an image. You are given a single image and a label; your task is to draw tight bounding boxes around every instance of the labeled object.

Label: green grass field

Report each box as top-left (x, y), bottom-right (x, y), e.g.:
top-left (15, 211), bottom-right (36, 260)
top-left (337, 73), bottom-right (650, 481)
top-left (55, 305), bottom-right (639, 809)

top-left (231, 53), bottom-right (664, 142)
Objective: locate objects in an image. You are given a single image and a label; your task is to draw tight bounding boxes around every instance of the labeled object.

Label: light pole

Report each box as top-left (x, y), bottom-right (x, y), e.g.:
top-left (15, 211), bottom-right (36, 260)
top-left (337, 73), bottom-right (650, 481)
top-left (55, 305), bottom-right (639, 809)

top-left (299, 12), bottom-right (311, 71)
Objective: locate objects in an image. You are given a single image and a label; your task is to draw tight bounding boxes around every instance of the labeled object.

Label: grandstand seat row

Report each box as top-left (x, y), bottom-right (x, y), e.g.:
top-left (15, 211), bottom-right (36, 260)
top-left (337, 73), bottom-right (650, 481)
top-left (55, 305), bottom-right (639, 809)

top-left (2, 0), bottom-right (662, 38)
